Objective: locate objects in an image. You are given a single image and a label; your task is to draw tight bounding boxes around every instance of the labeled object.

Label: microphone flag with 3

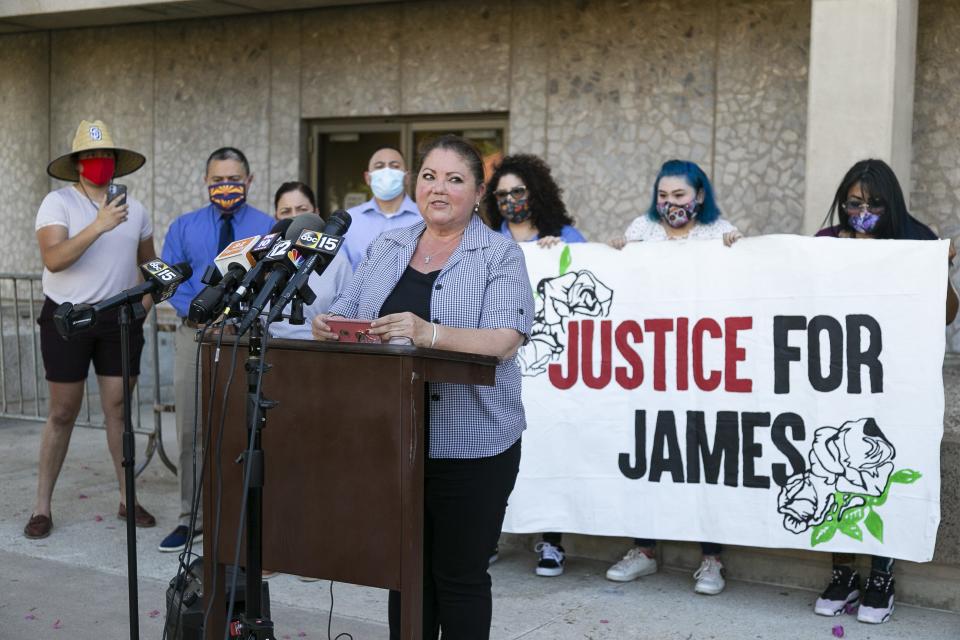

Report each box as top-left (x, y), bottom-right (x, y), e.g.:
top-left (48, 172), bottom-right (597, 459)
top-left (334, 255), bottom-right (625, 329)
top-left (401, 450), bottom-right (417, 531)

top-left (218, 217), bottom-right (294, 318)
top-left (53, 260), bottom-right (193, 339)
top-left (265, 209), bottom-right (352, 324)
top-left (234, 213), bottom-right (327, 335)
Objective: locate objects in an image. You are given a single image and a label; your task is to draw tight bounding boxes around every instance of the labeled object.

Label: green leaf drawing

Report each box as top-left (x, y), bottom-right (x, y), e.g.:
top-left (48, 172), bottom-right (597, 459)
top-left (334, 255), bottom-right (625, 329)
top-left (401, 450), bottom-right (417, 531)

top-left (559, 245), bottom-right (572, 275)
top-left (865, 510), bottom-right (884, 542)
top-left (838, 519), bottom-right (864, 541)
top-left (841, 506), bottom-right (866, 523)
top-left (866, 484), bottom-right (890, 507)
top-left (811, 521), bottom-right (838, 547)
top-left (890, 469), bottom-right (922, 484)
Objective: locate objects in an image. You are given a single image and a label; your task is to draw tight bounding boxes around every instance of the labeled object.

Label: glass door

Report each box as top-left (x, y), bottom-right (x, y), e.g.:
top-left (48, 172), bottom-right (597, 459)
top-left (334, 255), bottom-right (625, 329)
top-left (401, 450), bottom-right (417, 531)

top-left (309, 115), bottom-right (508, 218)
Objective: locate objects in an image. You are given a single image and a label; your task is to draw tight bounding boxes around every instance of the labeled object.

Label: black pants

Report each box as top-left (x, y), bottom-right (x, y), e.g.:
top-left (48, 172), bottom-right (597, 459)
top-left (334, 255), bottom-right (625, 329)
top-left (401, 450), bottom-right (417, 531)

top-left (541, 533), bottom-right (722, 557)
top-left (833, 553), bottom-right (894, 574)
top-left (634, 538), bottom-right (722, 556)
top-left (389, 439), bottom-right (521, 640)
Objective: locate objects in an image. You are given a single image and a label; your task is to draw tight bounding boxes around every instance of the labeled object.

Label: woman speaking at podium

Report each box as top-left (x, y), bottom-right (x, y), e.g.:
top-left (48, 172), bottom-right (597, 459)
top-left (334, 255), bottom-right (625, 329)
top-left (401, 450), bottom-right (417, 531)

top-left (312, 134), bottom-right (534, 639)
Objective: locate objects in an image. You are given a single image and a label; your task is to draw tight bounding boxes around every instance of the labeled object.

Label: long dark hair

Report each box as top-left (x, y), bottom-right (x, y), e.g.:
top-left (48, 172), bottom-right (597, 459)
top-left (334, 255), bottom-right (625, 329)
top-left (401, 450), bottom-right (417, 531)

top-left (482, 154), bottom-right (575, 238)
top-left (824, 159), bottom-right (936, 240)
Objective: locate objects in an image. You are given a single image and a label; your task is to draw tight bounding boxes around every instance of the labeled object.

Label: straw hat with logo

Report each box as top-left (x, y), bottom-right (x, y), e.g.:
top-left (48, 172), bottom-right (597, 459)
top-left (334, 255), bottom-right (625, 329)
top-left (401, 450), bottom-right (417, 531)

top-left (47, 119), bottom-right (146, 182)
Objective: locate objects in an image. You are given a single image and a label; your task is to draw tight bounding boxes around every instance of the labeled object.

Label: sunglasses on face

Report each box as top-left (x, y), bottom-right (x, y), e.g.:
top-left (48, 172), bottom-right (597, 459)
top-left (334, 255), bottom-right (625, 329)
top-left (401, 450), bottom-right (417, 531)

top-left (494, 186), bottom-right (528, 201)
top-left (844, 199), bottom-right (885, 215)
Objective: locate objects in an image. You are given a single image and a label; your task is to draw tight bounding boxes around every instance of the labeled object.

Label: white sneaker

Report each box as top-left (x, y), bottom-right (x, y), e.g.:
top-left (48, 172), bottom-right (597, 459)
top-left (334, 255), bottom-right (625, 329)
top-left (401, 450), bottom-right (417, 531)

top-left (693, 556), bottom-right (725, 595)
top-left (534, 541), bottom-right (566, 577)
top-left (605, 547), bottom-right (657, 582)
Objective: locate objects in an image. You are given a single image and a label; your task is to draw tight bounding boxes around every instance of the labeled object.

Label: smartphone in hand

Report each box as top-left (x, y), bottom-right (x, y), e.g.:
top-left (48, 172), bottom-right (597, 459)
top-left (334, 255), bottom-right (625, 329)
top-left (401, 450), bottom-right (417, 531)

top-left (325, 318), bottom-right (381, 343)
top-left (107, 183), bottom-right (127, 206)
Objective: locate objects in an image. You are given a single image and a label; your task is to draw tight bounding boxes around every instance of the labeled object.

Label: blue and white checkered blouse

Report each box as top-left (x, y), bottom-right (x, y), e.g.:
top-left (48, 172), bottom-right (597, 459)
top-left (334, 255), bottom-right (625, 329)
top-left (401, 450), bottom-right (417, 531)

top-left (330, 213), bottom-right (534, 459)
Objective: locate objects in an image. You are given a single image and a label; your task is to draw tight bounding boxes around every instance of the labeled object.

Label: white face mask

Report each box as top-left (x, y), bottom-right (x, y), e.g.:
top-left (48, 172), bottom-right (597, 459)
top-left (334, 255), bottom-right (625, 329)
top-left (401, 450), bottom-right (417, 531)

top-left (370, 167), bottom-right (406, 201)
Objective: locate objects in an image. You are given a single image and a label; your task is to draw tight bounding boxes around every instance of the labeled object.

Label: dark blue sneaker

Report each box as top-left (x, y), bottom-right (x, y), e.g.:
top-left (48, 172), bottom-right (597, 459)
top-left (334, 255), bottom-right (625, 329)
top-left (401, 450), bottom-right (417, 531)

top-left (158, 525), bottom-right (202, 553)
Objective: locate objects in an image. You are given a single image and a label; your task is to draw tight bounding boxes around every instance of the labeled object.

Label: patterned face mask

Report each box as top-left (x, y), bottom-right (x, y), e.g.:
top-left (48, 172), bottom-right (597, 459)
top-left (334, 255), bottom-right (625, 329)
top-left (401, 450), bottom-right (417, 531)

top-left (848, 211), bottom-right (880, 234)
top-left (208, 181), bottom-right (247, 212)
top-left (656, 200), bottom-right (699, 228)
top-left (499, 196), bottom-right (532, 223)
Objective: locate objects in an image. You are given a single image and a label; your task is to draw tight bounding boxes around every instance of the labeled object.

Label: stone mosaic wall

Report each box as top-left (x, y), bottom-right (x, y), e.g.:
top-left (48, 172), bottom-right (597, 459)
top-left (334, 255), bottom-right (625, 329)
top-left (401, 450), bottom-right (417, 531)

top-left (0, 33), bottom-right (49, 275)
top-left (0, 0), bottom-right (811, 269)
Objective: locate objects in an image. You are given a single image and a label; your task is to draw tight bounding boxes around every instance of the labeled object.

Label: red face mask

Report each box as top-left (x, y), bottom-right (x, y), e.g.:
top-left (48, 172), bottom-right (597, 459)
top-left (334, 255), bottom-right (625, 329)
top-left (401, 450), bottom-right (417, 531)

top-left (78, 157), bottom-right (116, 186)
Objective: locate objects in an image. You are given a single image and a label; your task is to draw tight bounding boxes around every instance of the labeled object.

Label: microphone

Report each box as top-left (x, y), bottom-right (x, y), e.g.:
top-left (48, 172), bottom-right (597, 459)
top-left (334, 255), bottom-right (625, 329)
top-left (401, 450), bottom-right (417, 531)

top-left (53, 260), bottom-right (193, 339)
top-left (234, 214), bottom-right (326, 335)
top-left (220, 218), bottom-right (294, 318)
top-left (265, 210), bottom-right (352, 324)
top-left (187, 235), bottom-right (263, 324)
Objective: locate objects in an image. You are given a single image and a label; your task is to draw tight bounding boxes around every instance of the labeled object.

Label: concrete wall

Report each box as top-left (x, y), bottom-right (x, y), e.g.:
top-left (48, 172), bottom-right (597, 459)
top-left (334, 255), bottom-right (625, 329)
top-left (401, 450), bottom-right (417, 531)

top-left (0, 0), bottom-right (812, 274)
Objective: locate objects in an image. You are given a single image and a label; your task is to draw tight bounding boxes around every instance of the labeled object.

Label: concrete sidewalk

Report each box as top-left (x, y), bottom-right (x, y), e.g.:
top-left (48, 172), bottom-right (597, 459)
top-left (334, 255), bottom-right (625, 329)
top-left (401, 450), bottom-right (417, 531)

top-left (2, 416), bottom-right (958, 639)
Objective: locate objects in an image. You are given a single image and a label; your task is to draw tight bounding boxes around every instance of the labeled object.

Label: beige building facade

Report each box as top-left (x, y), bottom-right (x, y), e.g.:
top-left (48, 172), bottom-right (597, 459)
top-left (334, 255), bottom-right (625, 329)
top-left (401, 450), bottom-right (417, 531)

top-left (2, 0), bottom-right (960, 611)
top-left (1, 0), bottom-right (956, 260)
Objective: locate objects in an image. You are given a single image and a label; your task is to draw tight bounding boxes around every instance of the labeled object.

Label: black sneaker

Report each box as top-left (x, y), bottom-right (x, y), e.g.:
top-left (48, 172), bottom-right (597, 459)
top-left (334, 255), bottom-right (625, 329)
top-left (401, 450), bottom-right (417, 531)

top-left (857, 570), bottom-right (895, 624)
top-left (814, 566), bottom-right (861, 616)
top-left (534, 541), bottom-right (565, 577)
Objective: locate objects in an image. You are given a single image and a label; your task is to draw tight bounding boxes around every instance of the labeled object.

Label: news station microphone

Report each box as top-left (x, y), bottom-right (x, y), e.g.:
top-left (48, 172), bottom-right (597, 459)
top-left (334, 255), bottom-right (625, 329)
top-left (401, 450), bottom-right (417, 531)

top-left (187, 235), bottom-right (262, 324)
top-left (219, 218), bottom-right (294, 318)
top-left (265, 209), bottom-right (352, 325)
top-left (53, 260), bottom-right (193, 339)
top-left (234, 214), bottom-right (326, 335)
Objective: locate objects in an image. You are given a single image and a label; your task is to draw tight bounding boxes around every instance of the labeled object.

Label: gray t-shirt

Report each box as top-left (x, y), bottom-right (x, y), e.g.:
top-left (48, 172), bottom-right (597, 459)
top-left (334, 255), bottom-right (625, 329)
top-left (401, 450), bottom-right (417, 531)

top-left (35, 185), bottom-right (153, 304)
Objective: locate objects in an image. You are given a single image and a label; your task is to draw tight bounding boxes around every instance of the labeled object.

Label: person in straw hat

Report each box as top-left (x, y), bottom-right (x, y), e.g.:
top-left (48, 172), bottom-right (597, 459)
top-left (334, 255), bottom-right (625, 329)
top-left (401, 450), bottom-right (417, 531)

top-left (24, 119), bottom-right (158, 539)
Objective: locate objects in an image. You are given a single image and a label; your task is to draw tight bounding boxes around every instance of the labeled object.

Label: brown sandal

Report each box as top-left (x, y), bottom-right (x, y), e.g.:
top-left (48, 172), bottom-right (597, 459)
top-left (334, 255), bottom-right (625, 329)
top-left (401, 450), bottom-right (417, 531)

top-left (118, 503), bottom-right (157, 528)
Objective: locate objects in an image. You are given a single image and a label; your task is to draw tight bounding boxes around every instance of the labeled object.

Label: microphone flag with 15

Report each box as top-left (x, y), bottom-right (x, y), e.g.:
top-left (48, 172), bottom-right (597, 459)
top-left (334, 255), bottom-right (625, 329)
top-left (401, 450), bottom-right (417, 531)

top-left (54, 260), bottom-right (193, 339)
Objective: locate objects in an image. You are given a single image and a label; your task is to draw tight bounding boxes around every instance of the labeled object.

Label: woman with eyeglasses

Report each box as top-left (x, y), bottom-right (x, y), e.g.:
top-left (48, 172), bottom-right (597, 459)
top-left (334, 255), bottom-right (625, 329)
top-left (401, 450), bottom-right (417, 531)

top-left (483, 154), bottom-right (585, 248)
top-left (606, 159), bottom-right (740, 596)
top-left (811, 159), bottom-right (957, 624)
top-left (481, 153), bottom-right (584, 578)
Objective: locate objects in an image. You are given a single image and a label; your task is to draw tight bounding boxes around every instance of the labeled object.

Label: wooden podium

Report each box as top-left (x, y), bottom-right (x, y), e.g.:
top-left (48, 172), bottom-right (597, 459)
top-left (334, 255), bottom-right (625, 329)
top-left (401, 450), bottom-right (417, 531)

top-left (200, 337), bottom-right (497, 639)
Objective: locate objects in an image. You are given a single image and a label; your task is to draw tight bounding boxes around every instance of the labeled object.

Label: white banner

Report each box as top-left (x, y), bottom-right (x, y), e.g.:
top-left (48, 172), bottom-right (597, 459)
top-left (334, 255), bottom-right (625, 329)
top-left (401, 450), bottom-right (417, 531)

top-left (502, 236), bottom-right (947, 562)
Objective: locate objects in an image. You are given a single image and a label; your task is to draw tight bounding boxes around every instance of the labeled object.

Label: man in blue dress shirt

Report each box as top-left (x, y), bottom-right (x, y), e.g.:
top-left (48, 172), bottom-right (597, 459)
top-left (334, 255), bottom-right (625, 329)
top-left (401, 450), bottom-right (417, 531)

top-left (342, 146), bottom-right (422, 269)
top-left (158, 147), bottom-right (274, 552)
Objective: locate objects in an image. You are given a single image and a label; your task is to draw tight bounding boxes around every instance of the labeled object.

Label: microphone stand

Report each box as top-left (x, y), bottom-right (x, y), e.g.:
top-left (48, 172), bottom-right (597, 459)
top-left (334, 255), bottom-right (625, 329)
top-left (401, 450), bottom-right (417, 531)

top-left (228, 319), bottom-right (276, 639)
top-left (119, 301), bottom-right (147, 640)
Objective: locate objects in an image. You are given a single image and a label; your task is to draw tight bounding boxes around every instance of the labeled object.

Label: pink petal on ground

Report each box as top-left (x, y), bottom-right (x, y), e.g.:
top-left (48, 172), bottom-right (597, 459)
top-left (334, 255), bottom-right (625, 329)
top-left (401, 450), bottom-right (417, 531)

top-left (298, 633), bottom-right (307, 638)
top-left (94, 515), bottom-right (104, 522)
top-left (832, 625), bottom-right (844, 638)
top-left (148, 609), bottom-right (161, 618)
top-left (600, 619), bottom-right (609, 624)
top-left (52, 619), bottom-right (63, 629)
top-left (24, 614), bottom-right (36, 620)
top-left (78, 494), bottom-right (89, 500)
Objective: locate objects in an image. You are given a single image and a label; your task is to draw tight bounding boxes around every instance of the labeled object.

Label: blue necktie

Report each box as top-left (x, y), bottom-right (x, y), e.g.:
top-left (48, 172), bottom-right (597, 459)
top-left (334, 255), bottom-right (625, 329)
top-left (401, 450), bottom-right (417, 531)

top-left (217, 214), bottom-right (234, 253)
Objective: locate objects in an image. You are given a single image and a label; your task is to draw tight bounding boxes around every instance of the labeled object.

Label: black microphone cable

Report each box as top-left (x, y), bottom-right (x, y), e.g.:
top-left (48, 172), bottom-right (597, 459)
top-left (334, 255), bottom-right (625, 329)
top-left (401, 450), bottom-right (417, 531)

top-left (202, 326), bottom-right (244, 635)
top-left (162, 321), bottom-right (217, 640)
top-left (223, 326), bottom-right (272, 639)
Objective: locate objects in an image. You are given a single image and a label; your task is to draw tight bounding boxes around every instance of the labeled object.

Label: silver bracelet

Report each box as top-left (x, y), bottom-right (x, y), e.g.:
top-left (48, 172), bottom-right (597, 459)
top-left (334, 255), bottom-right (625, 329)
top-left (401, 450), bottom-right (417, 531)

top-left (430, 322), bottom-right (438, 348)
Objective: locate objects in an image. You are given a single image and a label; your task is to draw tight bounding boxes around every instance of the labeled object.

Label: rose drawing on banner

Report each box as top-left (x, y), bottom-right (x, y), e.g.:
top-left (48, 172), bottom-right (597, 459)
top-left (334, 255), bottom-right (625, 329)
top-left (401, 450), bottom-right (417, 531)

top-left (776, 417), bottom-right (922, 547)
top-left (518, 246), bottom-right (614, 376)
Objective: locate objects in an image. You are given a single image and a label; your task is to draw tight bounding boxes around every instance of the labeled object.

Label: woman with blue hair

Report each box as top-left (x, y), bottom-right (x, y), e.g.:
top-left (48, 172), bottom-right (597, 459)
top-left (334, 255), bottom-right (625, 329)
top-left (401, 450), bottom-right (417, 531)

top-left (608, 159), bottom-right (740, 595)
top-left (612, 159), bottom-right (741, 247)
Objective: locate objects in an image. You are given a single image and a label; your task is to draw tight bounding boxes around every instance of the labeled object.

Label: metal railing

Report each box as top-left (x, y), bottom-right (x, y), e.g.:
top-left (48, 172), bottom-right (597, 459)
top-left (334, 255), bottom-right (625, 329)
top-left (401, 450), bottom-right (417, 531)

top-left (0, 273), bottom-right (176, 477)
